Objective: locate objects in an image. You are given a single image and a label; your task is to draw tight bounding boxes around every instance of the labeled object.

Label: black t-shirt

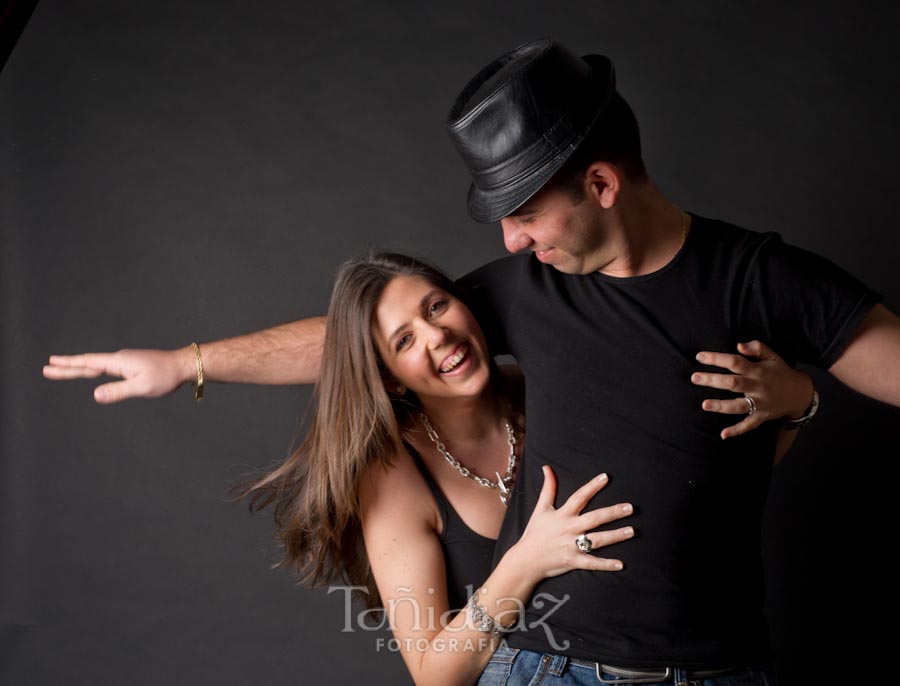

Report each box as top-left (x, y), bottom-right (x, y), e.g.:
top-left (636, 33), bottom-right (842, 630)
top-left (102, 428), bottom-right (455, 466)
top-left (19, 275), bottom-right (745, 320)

top-left (457, 214), bottom-right (880, 667)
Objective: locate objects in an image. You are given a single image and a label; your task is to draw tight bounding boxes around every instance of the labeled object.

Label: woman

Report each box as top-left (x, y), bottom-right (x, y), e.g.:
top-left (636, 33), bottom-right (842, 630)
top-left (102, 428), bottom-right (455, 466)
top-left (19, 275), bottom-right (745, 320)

top-left (234, 252), bottom-right (634, 685)
top-left (43, 252), bottom-right (815, 685)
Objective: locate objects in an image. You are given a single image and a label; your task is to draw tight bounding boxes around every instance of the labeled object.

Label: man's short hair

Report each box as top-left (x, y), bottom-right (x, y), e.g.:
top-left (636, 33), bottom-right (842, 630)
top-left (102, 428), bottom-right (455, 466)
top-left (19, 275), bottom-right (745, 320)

top-left (552, 92), bottom-right (646, 200)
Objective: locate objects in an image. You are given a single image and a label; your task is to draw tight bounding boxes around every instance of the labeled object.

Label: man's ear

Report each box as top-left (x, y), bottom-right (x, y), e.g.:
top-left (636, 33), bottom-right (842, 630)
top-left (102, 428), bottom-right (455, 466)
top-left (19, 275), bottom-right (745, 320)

top-left (584, 161), bottom-right (622, 209)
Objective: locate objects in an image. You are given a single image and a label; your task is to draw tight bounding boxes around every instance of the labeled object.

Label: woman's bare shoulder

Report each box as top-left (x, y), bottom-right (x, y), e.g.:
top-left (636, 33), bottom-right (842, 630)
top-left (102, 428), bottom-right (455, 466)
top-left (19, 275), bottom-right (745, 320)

top-left (358, 445), bottom-right (440, 533)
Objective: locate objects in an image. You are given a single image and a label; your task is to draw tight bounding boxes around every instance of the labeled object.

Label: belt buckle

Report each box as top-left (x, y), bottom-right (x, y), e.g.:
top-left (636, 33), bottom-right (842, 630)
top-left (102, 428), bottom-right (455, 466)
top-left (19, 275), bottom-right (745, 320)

top-left (596, 664), bottom-right (672, 684)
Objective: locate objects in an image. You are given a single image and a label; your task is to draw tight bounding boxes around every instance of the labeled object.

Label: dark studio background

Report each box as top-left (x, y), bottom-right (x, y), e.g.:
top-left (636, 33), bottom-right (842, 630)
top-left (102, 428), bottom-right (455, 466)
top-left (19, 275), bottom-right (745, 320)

top-left (2, 1), bottom-right (898, 684)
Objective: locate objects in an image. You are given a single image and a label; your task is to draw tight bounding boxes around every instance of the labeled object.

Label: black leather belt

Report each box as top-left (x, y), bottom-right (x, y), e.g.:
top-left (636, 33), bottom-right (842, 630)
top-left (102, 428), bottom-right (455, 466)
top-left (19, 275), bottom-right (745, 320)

top-left (568, 659), bottom-right (736, 684)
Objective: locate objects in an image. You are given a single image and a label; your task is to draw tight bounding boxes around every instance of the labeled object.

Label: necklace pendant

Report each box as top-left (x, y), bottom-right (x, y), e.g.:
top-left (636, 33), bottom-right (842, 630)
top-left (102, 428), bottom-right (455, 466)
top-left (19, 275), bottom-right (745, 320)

top-left (496, 471), bottom-right (510, 506)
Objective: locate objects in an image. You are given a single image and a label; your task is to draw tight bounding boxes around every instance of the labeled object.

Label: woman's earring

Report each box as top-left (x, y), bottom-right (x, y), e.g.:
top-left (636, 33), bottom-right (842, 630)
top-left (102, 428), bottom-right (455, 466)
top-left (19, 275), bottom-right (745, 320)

top-left (395, 385), bottom-right (406, 395)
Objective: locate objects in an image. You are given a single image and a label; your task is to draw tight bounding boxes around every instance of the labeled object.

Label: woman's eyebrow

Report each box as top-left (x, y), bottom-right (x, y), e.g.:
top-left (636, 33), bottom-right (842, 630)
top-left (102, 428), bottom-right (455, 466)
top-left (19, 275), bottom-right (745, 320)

top-left (387, 290), bottom-right (443, 343)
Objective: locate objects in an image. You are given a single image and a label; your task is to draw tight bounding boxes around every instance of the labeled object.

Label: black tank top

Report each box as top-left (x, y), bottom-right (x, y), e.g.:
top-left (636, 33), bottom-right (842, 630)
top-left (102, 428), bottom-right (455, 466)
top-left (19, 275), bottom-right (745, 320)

top-left (405, 444), bottom-right (497, 610)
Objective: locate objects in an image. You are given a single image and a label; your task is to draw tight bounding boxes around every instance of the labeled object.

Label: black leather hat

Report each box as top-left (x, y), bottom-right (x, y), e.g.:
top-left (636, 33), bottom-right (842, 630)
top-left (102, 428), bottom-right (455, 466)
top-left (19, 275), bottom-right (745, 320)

top-left (447, 38), bottom-right (616, 223)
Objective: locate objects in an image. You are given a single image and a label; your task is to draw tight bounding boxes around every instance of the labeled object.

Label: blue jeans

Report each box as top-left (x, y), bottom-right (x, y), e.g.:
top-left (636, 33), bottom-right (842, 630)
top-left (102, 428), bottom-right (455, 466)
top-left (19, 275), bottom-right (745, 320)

top-left (478, 645), bottom-right (777, 686)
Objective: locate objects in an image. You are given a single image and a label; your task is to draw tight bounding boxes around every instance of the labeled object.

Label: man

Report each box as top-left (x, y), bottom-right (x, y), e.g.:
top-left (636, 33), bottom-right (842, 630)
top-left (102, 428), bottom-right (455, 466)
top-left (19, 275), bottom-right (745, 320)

top-left (45, 39), bottom-right (900, 684)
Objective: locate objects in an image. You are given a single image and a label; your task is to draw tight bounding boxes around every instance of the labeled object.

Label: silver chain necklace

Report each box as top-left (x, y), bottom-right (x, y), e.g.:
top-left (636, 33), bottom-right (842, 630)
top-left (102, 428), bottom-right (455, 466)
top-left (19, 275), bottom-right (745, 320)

top-left (419, 413), bottom-right (517, 506)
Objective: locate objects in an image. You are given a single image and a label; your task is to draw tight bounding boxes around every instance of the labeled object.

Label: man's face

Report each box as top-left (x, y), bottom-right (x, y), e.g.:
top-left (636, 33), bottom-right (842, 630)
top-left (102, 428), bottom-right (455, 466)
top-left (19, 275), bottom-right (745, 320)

top-left (499, 183), bottom-right (606, 275)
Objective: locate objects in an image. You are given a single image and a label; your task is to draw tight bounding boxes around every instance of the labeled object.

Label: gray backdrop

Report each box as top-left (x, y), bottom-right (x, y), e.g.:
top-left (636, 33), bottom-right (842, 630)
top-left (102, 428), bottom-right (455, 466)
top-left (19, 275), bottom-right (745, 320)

top-left (2, 1), bottom-right (898, 684)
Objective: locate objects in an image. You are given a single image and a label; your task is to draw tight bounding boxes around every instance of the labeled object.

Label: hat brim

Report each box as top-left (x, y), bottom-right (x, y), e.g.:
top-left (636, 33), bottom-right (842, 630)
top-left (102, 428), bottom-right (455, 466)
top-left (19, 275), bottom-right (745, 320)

top-left (466, 54), bottom-right (614, 224)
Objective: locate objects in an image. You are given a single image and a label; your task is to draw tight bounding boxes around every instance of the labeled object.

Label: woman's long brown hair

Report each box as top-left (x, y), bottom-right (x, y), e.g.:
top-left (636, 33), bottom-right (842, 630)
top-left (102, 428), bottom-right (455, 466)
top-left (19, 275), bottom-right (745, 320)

top-left (234, 253), bottom-right (518, 608)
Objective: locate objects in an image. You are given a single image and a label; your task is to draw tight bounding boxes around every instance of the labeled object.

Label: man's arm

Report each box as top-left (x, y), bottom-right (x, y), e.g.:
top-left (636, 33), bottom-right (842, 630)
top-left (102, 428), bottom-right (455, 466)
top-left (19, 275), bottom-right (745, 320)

top-left (43, 316), bottom-right (326, 403)
top-left (198, 317), bottom-right (326, 385)
top-left (828, 304), bottom-right (900, 407)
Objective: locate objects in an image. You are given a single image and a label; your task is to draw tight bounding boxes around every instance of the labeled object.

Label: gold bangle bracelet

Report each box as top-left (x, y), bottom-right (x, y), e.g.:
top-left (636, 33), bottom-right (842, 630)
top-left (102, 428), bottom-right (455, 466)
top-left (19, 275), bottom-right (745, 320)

top-left (190, 342), bottom-right (204, 401)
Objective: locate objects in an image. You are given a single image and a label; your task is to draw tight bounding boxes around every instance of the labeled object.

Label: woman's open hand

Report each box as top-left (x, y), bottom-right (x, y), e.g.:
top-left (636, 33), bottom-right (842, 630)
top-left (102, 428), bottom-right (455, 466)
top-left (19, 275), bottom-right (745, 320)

top-left (691, 340), bottom-right (815, 439)
top-left (511, 466), bottom-right (634, 585)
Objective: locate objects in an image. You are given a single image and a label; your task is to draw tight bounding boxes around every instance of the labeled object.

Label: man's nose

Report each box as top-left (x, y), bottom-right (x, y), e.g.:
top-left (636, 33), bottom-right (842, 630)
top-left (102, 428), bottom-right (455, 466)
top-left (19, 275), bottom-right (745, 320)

top-left (501, 218), bottom-right (533, 253)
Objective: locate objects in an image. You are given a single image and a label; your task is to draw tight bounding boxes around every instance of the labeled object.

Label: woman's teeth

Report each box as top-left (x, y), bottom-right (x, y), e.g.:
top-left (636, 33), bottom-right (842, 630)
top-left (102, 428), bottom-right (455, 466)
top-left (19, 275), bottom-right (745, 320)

top-left (440, 345), bottom-right (469, 373)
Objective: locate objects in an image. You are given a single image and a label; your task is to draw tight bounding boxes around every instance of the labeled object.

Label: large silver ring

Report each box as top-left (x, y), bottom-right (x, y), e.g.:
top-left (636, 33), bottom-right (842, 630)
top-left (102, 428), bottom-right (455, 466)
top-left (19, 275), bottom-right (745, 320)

top-left (743, 394), bottom-right (757, 415)
top-left (575, 534), bottom-right (593, 554)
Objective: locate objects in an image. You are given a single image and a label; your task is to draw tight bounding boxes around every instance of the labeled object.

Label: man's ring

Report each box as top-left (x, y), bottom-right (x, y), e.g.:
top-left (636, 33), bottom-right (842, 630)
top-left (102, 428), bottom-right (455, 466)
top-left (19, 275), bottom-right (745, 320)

top-left (743, 394), bottom-right (757, 415)
top-left (575, 534), bottom-right (593, 554)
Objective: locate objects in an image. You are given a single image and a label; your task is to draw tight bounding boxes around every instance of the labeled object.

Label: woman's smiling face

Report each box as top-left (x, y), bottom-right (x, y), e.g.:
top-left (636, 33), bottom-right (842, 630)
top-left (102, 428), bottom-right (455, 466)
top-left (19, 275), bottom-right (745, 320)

top-left (371, 275), bottom-right (491, 405)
